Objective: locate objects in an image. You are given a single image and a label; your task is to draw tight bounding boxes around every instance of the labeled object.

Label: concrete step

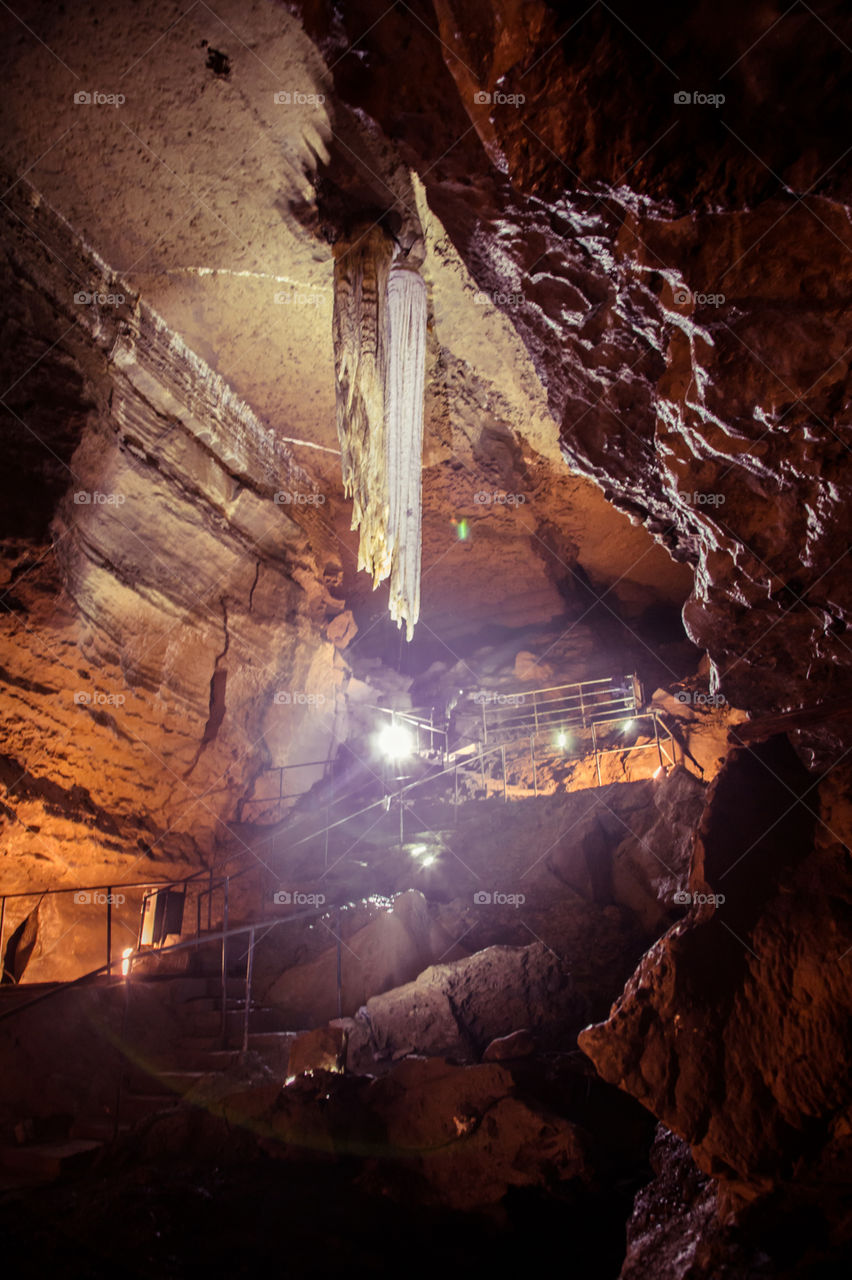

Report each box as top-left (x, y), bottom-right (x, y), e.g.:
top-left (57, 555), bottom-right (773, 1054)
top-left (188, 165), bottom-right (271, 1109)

top-left (178, 996), bottom-right (218, 1013)
top-left (117, 1093), bottom-right (181, 1123)
top-left (178, 1034), bottom-right (222, 1053)
top-left (0, 1139), bottom-right (102, 1180)
top-left (177, 1029), bottom-right (300, 1059)
top-left (186, 1008), bottom-right (289, 1036)
top-left (167, 977), bottom-right (210, 1003)
top-left (69, 1117), bottom-right (132, 1142)
top-left (122, 1068), bottom-right (208, 1097)
top-left (246, 1030), bottom-right (302, 1051)
top-left (245, 1030), bottom-right (300, 1072)
top-left (204, 977), bottom-right (248, 999)
top-left (175, 1047), bottom-right (241, 1072)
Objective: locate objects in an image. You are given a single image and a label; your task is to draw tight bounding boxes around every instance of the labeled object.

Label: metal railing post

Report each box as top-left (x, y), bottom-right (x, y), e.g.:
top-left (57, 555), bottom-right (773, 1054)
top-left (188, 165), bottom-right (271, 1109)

top-left (242, 927), bottom-right (255, 1054)
top-left (220, 877), bottom-right (230, 1049)
top-left (207, 868), bottom-right (213, 931)
top-left (106, 887), bottom-right (112, 977)
top-left (481, 698), bottom-right (487, 746)
top-left (336, 907), bottom-right (343, 1019)
top-left (530, 736), bottom-right (537, 797)
top-left (0, 896), bottom-right (6, 982)
top-left (501, 746), bottom-right (507, 802)
top-left (653, 712), bottom-right (664, 770)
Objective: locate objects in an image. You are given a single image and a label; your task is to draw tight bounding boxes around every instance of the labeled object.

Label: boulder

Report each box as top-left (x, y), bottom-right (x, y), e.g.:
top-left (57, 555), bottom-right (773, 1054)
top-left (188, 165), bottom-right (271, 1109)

top-left (262, 890), bottom-right (466, 1027)
top-left (365, 941), bottom-right (584, 1062)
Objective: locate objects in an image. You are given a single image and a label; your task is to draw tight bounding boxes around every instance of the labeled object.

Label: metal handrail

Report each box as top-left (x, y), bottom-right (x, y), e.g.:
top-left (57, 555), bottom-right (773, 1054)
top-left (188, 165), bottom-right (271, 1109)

top-left (0, 902), bottom-right (325, 1042)
top-left (0, 672), bottom-right (654, 992)
top-left (475, 673), bottom-right (640, 745)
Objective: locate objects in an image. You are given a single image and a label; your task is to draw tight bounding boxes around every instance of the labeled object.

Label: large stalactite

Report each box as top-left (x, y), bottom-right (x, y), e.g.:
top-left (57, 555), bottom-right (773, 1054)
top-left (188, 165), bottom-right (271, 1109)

top-left (332, 226), bottom-right (427, 640)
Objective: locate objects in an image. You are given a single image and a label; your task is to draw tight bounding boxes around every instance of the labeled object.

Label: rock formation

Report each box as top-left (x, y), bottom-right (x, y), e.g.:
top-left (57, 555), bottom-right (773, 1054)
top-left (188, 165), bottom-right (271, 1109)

top-left (0, 1), bottom-right (850, 1275)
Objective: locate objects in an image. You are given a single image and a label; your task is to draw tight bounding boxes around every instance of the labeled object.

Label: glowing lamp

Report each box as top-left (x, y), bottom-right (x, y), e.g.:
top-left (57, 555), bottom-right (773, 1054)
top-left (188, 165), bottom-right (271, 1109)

top-left (377, 722), bottom-right (414, 759)
top-left (121, 947), bottom-right (133, 977)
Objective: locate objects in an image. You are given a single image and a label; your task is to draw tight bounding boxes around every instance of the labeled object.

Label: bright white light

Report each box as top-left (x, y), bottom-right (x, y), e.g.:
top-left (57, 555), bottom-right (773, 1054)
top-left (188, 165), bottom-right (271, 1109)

top-left (420, 854), bottom-right (436, 867)
top-left (409, 844), bottom-right (428, 858)
top-left (556, 731), bottom-right (568, 748)
top-left (377, 722), bottom-right (414, 759)
top-left (654, 765), bottom-right (664, 779)
top-left (121, 947), bottom-right (133, 977)
top-left (623, 719), bottom-right (635, 731)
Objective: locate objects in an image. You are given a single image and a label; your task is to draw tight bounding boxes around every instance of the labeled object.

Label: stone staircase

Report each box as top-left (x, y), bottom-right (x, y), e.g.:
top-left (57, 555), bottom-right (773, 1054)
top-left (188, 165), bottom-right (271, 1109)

top-left (0, 966), bottom-right (301, 1185)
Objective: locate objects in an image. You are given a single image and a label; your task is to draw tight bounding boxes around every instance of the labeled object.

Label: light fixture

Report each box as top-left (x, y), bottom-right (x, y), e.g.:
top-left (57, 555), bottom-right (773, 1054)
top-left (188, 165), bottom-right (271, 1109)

top-left (377, 722), bottom-right (414, 759)
top-left (121, 947), bottom-right (133, 977)
top-left (623, 719), bottom-right (635, 731)
top-left (556, 730), bottom-right (568, 749)
top-left (654, 765), bottom-right (664, 779)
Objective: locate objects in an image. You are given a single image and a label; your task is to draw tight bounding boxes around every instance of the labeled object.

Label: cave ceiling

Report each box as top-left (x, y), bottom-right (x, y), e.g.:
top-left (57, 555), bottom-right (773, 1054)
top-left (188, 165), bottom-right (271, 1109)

top-left (0, 0), bottom-right (850, 890)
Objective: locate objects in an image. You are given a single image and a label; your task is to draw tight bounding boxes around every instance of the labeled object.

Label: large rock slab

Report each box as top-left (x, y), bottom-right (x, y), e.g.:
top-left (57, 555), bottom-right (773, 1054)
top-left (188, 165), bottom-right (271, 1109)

top-left (365, 940), bottom-right (584, 1063)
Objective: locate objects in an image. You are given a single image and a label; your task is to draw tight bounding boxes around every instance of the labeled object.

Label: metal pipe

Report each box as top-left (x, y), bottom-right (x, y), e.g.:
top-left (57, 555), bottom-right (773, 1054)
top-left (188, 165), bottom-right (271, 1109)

top-left (0, 896), bottom-right (5, 982)
top-left (336, 907), bottom-right (343, 1019)
top-left (207, 868), bottom-right (213, 931)
top-left (242, 927), bottom-right (255, 1054)
top-left (501, 746), bottom-right (507, 802)
top-left (106, 887), bottom-right (112, 977)
top-left (530, 736), bottom-right (538, 797)
top-left (653, 711), bottom-right (664, 770)
top-left (113, 973), bottom-right (131, 1142)
top-left (220, 877), bottom-right (229, 1049)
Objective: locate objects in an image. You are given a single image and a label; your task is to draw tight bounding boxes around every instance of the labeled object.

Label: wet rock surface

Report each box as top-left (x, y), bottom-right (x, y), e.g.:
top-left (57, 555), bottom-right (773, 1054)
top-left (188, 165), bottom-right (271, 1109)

top-left (1, 2), bottom-right (850, 1274)
top-left (579, 737), bottom-right (852, 1250)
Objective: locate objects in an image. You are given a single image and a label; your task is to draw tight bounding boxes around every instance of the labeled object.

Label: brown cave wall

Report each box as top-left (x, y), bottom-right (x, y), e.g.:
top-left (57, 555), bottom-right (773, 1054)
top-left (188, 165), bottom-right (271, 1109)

top-left (0, 181), bottom-right (349, 908)
top-left (578, 737), bottom-right (852, 1208)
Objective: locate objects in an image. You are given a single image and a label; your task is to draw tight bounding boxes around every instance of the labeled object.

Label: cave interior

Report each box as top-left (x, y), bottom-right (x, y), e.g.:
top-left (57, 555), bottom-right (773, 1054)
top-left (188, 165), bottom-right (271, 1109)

top-left (0, 2), bottom-right (851, 1277)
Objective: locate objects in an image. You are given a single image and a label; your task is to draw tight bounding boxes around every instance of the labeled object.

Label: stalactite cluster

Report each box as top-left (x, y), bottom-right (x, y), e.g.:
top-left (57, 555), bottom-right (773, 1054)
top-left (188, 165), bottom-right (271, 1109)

top-left (332, 226), bottom-right (426, 640)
